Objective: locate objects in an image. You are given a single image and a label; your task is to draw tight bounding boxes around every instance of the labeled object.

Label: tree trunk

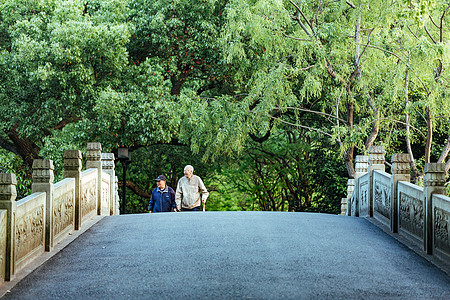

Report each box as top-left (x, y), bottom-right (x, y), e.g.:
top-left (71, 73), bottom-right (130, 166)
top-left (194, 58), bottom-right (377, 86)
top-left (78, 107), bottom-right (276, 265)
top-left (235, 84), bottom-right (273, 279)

top-left (6, 128), bottom-right (40, 167)
top-left (437, 135), bottom-right (450, 164)
top-left (355, 15), bottom-right (361, 79)
top-left (425, 107), bottom-right (432, 163)
top-left (344, 148), bottom-right (355, 178)
top-left (118, 180), bottom-right (152, 198)
top-left (404, 65), bottom-right (421, 181)
top-left (364, 93), bottom-right (379, 150)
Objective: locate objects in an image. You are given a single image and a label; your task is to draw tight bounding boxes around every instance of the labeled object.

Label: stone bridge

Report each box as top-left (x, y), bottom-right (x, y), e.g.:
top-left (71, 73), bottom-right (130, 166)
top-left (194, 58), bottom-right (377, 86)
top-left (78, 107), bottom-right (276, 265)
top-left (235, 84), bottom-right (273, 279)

top-left (0, 143), bottom-right (448, 299)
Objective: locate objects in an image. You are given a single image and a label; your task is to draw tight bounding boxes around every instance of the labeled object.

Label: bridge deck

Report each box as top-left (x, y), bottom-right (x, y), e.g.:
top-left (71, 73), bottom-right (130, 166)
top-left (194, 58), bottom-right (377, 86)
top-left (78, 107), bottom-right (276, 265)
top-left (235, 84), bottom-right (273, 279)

top-left (2, 212), bottom-right (450, 299)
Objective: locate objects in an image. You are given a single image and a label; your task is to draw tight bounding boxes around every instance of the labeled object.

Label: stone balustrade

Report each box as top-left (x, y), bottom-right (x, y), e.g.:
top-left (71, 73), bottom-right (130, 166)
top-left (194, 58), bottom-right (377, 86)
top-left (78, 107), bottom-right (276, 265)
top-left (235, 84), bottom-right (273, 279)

top-left (344, 146), bottom-right (450, 268)
top-left (0, 143), bottom-right (119, 282)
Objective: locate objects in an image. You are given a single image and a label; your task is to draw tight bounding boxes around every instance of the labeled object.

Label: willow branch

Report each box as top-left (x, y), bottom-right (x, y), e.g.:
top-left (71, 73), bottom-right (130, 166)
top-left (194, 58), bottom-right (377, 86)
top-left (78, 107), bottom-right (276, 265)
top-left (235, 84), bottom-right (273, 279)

top-left (283, 33), bottom-right (309, 41)
top-left (273, 106), bottom-right (347, 123)
top-left (270, 116), bottom-right (335, 138)
top-left (407, 25), bottom-right (420, 40)
top-left (429, 15), bottom-right (440, 29)
top-left (290, 14), bottom-right (312, 37)
top-left (289, 0), bottom-right (316, 36)
top-left (358, 44), bottom-right (401, 60)
top-left (369, 118), bottom-right (426, 138)
top-left (424, 25), bottom-right (437, 44)
top-left (346, 1), bottom-right (356, 9)
top-left (440, 5), bottom-right (450, 43)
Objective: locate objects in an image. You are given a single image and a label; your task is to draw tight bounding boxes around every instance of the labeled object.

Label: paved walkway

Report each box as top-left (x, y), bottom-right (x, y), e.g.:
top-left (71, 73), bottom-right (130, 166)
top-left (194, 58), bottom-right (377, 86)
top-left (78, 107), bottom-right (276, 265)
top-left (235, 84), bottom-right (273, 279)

top-left (2, 212), bottom-right (450, 299)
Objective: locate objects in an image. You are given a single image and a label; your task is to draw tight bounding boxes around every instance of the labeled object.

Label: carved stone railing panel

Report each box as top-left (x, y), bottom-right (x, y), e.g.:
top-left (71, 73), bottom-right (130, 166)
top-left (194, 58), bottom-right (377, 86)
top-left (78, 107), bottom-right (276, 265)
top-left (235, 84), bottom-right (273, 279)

top-left (101, 172), bottom-right (110, 216)
top-left (0, 210), bottom-right (6, 282)
top-left (432, 194), bottom-right (450, 262)
top-left (373, 170), bottom-right (392, 226)
top-left (53, 178), bottom-right (75, 244)
top-left (358, 173), bottom-right (370, 217)
top-left (81, 169), bottom-right (98, 221)
top-left (398, 182), bottom-right (424, 244)
top-left (15, 193), bottom-right (45, 272)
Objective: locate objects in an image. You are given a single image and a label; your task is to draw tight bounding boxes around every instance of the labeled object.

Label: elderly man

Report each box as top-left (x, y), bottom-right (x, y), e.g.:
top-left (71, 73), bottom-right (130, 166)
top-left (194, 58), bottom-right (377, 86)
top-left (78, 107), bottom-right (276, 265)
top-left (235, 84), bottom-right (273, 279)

top-left (175, 165), bottom-right (209, 211)
top-left (148, 175), bottom-right (176, 213)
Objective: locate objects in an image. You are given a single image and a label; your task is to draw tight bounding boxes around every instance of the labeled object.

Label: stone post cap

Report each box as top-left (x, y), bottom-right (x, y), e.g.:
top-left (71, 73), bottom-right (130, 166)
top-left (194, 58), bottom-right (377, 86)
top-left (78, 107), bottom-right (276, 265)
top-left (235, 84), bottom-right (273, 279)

top-left (0, 173), bottom-right (17, 201)
top-left (32, 159), bottom-right (54, 183)
top-left (0, 173), bottom-right (17, 185)
top-left (369, 145), bottom-right (385, 154)
top-left (424, 163), bottom-right (445, 187)
top-left (32, 159), bottom-right (54, 170)
top-left (64, 150), bottom-right (82, 172)
top-left (355, 155), bottom-right (369, 163)
top-left (347, 179), bottom-right (355, 185)
top-left (391, 153), bottom-right (410, 163)
top-left (102, 153), bottom-right (115, 169)
top-left (369, 146), bottom-right (385, 167)
top-left (87, 142), bottom-right (102, 151)
top-left (87, 142), bottom-right (102, 162)
top-left (355, 155), bottom-right (369, 173)
top-left (424, 163), bottom-right (445, 173)
top-left (101, 153), bottom-right (115, 161)
top-left (64, 150), bottom-right (82, 159)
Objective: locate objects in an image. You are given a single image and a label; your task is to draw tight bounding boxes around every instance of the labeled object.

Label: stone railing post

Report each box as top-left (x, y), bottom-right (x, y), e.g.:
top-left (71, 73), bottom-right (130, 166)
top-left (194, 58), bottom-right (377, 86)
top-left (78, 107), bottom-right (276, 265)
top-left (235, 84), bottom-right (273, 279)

top-left (352, 155), bottom-right (369, 217)
top-left (368, 146), bottom-right (385, 217)
top-left (32, 159), bottom-right (54, 252)
top-left (423, 163), bottom-right (446, 254)
top-left (102, 153), bottom-right (115, 216)
top-left (340, 198), bottom-right (347, 215)
top-left (345, 179), bottom-right (354, 216)
top-left (63, 150), bottom-right (82, 230)
top-left (86, 142), bottom-right (102, 215)
top-left (0, 174), bottom-right (17, 281)
top-left (390, 154), bottom-right (410, 233)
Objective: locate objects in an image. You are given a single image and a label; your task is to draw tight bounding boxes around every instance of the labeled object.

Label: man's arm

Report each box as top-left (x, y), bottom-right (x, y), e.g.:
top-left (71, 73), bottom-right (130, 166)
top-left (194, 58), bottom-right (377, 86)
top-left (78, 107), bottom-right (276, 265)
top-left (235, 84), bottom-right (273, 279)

top-left (148, 192), bottom-right (154, 212)
top-left (170, 187), bottom-right (177, 211)
top-left (198, 177), bottom-right (209, 203)
top-left (175, 181), bottom-right (182, 210)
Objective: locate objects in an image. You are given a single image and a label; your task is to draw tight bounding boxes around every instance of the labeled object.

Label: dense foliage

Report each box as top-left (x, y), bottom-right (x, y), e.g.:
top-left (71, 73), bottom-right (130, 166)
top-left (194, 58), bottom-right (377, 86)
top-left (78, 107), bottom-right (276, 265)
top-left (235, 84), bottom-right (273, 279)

top-left (1, 0), bottom-right (450, 213)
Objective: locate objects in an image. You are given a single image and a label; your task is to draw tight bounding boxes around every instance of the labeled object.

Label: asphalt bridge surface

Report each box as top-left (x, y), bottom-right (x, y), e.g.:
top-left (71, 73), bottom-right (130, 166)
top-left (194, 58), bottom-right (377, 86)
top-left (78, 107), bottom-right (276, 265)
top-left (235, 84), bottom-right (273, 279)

top-left (2, 212), bottom-right (450, 299)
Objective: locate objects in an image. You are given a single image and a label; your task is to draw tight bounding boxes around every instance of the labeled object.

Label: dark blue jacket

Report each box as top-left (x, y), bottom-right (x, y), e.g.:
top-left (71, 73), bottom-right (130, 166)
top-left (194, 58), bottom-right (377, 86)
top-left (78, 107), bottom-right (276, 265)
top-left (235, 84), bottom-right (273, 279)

top-left (148, 186), bottom-right (176, 212)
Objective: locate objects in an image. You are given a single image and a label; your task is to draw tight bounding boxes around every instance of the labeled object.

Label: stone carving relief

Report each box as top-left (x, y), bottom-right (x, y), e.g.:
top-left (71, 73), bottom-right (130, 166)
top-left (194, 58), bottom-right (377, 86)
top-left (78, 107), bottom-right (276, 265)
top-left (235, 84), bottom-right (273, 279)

top-left (53, 190), bottom-right (74, 238)
top-left (399, 193), bottom-right (424, 239)
top-left (15, 205), bottom-right (44, 262)
top-left (434, 207), bottom-right (449, 254)
top-left (359, 181), bottom-right (369, 215)
top-left (374, 180), bottom-right (391, 220)
top-left (102, 179), bottom-right (110, 212)
top-left (82, 179), bottom-right (97, 218)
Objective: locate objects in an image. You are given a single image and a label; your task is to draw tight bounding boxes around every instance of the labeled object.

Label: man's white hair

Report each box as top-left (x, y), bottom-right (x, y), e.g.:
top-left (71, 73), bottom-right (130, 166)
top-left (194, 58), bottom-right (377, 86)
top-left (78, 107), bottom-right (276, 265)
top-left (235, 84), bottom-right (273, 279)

top-left (184, 165), bottom-right (194, 172)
